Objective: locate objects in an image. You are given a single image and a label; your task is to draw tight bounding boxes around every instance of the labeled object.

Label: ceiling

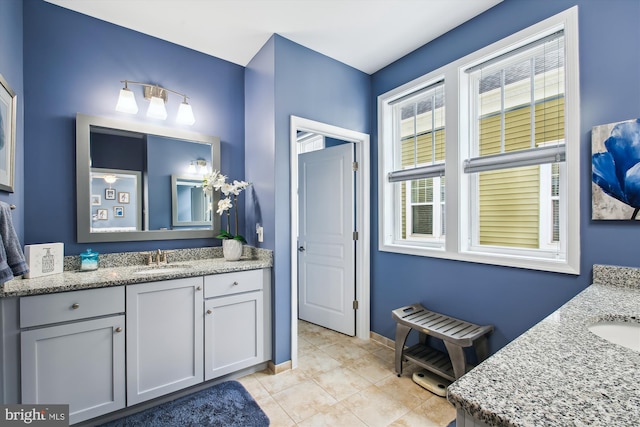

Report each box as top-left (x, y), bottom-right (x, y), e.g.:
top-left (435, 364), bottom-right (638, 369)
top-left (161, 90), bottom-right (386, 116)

top-left (45, 0), bottom-right (503, 75)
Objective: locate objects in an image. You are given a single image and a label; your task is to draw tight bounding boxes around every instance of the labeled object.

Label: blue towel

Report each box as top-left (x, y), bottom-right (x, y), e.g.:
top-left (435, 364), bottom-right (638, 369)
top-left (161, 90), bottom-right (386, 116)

top-left (0, 201), bottom-right (28, 284)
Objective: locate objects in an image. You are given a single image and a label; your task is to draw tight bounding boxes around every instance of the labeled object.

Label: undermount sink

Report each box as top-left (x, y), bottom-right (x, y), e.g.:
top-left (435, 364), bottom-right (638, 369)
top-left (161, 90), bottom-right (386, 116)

top-left (133, 264), bottom-right (193, 276)
top-left (588, 320), bottom-right (640, 352)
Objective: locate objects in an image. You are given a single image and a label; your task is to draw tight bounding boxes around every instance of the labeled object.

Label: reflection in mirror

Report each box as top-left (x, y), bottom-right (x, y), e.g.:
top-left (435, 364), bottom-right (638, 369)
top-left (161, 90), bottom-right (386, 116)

top-left (77, 114), bottom-right (220, 243)
top-left (171, 175), bottom-right (212, 227)
top-left (91, 168), bottom-right (142, 232)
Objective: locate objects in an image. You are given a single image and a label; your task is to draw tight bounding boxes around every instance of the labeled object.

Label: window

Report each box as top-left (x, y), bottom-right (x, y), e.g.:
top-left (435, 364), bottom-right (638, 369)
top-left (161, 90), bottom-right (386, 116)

top-left (463, 31), bottom-right (566, 259)
top-left (385, 82), bottom-right (446, 248)
top-left (379, 7), bottom-right (580, 274)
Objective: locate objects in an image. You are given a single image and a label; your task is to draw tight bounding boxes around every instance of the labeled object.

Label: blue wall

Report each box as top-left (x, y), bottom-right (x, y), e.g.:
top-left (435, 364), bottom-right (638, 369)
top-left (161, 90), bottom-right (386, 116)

top-left (13, 0), bottom-right (640, 365)
top-left (245, 35), bottom-right (277, 362)
top-left (245, 35), bottom-right (371, 364)
top-left (272, 36), bottom-right (371, 364)
top-left (0, 0), bottom-right (24, 241)
top-left (370, 0), bottom-right (640, 352)
top-left (23, 0), bottom-right (245, 255)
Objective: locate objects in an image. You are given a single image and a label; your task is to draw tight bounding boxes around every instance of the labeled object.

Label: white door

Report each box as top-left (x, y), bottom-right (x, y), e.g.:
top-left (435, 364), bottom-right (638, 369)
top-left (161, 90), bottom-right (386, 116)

top-left (298, 143), bottom-right (355, 336)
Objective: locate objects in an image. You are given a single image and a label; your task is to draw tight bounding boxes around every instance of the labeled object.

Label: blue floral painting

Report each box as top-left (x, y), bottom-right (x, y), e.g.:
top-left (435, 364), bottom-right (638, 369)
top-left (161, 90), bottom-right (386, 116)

top-left (592, 118), bottom-right (640, 220)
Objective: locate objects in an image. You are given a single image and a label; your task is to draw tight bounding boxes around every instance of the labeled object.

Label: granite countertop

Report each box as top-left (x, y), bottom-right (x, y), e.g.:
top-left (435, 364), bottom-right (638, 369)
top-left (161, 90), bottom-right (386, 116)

top-left (447, 264), bottom-right (640, 427)
top-left (1, 246), bottom-right (273, 298)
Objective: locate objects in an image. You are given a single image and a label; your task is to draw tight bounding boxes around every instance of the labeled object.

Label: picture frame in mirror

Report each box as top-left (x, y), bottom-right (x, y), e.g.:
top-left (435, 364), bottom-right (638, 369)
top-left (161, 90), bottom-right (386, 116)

top-left (114, 206), bottom-right (125, 218)
top-left (105, 188), bottom-right (116, 200)
top-left (118, 191), bottom-right (130, 204)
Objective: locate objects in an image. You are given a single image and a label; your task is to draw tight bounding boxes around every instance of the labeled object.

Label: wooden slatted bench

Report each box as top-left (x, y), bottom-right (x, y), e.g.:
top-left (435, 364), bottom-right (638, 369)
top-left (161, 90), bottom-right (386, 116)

top-left (392, 303), bottom-right (493, 381)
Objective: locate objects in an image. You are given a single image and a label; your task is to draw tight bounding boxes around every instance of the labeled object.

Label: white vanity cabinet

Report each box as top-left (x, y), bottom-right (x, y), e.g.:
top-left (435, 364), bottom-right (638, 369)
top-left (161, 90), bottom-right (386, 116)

top-left (204, 269), bottom-right (271, 380)
top-left (9, 265), bottom-right (271, 425)
top-left (20, 287), bottom-right (126, 425)
top-left (125, 277), bottom-right (204, 405)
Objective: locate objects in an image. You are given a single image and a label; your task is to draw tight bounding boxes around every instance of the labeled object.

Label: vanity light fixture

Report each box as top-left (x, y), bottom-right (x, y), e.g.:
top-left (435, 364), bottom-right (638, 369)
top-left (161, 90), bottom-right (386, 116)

top-left (103, 174), bottom-right (117, 185)
top-left (188, 159), bottom-right (208, 174)
top-left (115, 80), bottom-right (196, 125)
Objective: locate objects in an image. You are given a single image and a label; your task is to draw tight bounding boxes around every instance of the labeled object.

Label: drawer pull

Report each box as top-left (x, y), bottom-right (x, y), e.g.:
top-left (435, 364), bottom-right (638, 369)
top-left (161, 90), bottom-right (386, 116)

top-left (232, 281), bottom-right (239, 286)
top-left (115, 327), bottom-right (123, 333)
top-left (196, 286), bottom-right (202, 291)
top-left (206, 309), bottom-right (212, 315)
top-left (71, 303), bottom-right (80, 309)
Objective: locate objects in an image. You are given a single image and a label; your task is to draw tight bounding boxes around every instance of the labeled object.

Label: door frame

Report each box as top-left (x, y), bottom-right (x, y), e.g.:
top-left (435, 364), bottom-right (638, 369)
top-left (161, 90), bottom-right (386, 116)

top-left (290, 116), bottom-right (370, 369)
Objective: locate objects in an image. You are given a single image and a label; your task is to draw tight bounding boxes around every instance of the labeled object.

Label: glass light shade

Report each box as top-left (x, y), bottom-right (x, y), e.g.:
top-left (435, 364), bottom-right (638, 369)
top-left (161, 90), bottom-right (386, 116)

top-left (103, 175), bottom-right (117, 184)
top-left (176, 102), bottom-right (196, 125)
top-left (147, 96), bottom-right (168, 120)
top-left (115, 88), bottom-right (138, 114)
top-left (187, 162), bottom-right (197, 174)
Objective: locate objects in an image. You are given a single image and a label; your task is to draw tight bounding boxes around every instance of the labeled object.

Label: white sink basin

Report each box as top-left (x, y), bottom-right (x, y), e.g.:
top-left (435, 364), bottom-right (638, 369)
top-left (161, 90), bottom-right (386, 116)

top-left (133, 264), bottom-right (192, 276)
top-left (588, 320), bottom-right (640, 352)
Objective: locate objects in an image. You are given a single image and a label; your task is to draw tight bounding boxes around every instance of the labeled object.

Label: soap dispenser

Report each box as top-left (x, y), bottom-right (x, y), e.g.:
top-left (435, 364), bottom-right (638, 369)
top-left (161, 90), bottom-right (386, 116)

top-left (79, 248), bottom-right (99, 271)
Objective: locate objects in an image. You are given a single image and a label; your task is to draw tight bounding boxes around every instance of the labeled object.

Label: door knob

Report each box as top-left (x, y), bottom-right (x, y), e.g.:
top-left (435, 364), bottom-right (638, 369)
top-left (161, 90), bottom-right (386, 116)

top-left (115, 327), bottom-right (122, 333)
top-left (298, 246), bottom-right (305, 252)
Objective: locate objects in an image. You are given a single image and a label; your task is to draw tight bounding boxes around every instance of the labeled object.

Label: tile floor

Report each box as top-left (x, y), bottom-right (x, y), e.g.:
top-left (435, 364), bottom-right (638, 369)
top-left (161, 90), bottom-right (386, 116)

top-left (238, 320), bottom-right (456, 426)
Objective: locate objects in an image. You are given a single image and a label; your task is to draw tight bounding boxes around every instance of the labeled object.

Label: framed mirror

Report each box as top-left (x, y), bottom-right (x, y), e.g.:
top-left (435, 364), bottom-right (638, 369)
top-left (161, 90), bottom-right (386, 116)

top-left (76, 113), bottom-right (220, 242)
top-left (171, 175), bottom-right (212, 227)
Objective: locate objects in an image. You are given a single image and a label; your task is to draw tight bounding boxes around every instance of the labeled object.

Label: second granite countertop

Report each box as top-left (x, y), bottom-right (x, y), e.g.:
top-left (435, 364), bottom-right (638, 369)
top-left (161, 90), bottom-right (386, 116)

top-left (446, 264), bottom-right (640, 426)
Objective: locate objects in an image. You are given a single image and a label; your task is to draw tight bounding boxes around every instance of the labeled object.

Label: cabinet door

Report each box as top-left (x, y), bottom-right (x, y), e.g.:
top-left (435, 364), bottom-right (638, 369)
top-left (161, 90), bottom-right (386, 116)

top-left (204, 290), bottom-right (263, 380)
top-left (126, 277), bottom-right (204, 405)
top-left (21, 315), bottom-right (125, 425)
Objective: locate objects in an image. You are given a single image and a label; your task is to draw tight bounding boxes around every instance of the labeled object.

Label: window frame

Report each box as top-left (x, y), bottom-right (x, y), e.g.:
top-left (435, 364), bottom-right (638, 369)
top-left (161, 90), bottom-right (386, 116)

top-left (378, 6), bottom-right (580, 274)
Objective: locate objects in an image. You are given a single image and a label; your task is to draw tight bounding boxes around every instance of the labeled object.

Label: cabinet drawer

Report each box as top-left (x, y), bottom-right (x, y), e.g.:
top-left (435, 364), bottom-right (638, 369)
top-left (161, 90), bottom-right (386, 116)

top-left (204, 269), bottom-right (263, 298)
top-left (20, 286), bottom-right (124, 328)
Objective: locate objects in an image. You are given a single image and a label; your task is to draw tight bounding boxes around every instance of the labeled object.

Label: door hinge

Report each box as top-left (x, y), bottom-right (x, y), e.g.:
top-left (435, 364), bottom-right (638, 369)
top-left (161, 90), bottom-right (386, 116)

top-left (353, 231), bottom-right (358, 240)
top-left (353, 300), bottom-right (359, 310)
top-left (353, 161), bottom-right (359, 171)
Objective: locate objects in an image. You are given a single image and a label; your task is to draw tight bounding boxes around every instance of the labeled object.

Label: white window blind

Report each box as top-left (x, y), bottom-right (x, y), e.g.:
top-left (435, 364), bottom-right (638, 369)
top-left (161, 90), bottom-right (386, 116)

top-left (388, 82), bottom-right (445, 182)
top-left (465, 31), bottom-right (565, 173)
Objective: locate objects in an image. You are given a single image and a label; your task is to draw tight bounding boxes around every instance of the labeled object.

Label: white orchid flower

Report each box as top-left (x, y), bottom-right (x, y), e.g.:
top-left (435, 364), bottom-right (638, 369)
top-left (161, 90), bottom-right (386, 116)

top-left (220, 182), bottom-right (235, 196)
top-left (202, 170), bottom-right (227, 194)
top-left (216, 197), bottom-right (233, 215)
top-left (233, 180), bottom-right (250, 191)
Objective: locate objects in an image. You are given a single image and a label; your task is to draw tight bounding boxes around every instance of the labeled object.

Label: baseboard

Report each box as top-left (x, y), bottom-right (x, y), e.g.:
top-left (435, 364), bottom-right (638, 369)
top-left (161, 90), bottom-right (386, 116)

top-left (370, 331), bottom-right (395, 349)
top-left (267, 360), bottom-right (292, 375)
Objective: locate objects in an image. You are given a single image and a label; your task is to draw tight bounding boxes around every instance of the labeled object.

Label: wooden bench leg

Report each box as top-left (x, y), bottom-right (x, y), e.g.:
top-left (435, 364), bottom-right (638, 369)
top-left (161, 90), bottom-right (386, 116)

top-left (394, 323), bottom-right (412, 377)
top-left (444, 341), bottom-right (466, 380)
top-left (474, 335), bottom-right (489, 363)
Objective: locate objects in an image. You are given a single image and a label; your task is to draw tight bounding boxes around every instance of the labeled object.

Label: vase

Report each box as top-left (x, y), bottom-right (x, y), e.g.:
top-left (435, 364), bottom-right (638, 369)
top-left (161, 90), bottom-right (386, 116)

top-left (222, 239), bottom-right (243, 261)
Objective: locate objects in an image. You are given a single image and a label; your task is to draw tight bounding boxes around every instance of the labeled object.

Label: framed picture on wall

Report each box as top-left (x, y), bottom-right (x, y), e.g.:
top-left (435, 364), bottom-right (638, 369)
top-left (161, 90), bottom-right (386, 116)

top-left (592, 118), bottom-right (640, 220)
top-left (0, 74), bottom-right (17, 193)
top-left (91, 195), bottom-right (101, 206)
top-left (97, 209), bottom-right (108, 220)
top-left (118, 192), bottom-right (130, 204)
top-left (114, 206), bottom-right (125, 218)
top-left (105, 188), bottom-right (116, 200)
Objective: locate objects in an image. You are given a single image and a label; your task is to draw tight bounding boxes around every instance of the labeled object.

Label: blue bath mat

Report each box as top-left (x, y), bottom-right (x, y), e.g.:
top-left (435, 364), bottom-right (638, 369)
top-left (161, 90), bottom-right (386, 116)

top-left (99, 381), bottom-right (269, 427)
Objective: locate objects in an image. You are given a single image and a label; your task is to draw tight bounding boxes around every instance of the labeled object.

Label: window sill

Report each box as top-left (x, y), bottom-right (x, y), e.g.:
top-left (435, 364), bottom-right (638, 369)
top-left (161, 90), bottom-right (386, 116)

top-left (379, 243), bottom-right (579, 275)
